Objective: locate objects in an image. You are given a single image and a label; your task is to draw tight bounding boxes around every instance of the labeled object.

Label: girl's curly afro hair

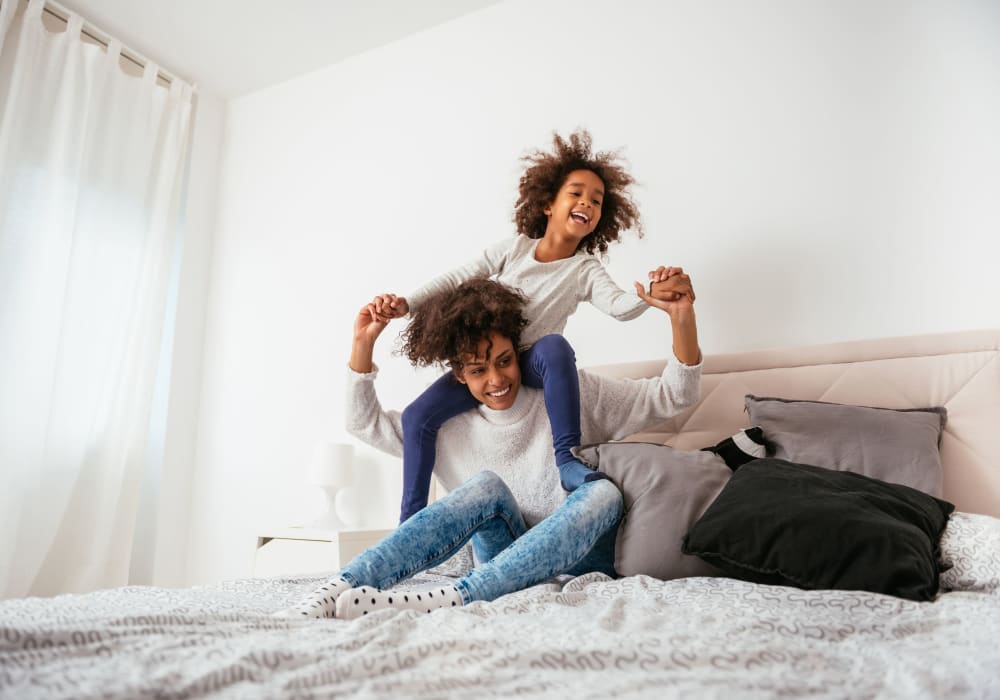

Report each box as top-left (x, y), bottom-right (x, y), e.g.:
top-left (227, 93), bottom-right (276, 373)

top-left (399, 278), bottom-right (529, 373)
top-left (513, 129), bottom-right (643, 256)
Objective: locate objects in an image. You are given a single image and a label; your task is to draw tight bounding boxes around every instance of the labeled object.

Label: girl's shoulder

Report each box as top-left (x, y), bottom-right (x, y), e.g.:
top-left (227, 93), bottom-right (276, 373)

top-left (483, 235), bottom-right (530, 255)
top-left (510, 234), bottom-right (538, 252)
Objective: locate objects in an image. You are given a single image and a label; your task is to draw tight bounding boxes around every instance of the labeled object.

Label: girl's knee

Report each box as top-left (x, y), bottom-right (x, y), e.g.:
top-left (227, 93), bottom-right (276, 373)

top-left (401, 401), bottom-right (428, 431)
top-left (534, 334), bottom-right (575, 359)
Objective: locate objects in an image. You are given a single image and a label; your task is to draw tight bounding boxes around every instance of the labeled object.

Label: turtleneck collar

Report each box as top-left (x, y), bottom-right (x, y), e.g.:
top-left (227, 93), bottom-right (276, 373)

top-left (477, 384), bottom-right (537, 426)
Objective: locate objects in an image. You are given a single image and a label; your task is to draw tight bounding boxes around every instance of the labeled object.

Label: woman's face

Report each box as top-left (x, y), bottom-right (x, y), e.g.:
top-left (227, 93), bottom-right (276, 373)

top-left (455, 332), bottom-right (521, 411)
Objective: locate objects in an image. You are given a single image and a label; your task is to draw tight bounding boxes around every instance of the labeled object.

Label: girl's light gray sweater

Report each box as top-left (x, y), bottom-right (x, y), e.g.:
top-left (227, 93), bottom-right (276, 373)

top-left (346, 356), bottom-right (701, 526)
top-left (408, 236), bottom-right (648, 346)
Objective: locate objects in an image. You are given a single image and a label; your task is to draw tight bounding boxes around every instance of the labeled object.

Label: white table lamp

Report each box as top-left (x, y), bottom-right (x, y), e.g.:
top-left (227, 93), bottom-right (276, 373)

top-left (307, 442), bottom-right (354, 530)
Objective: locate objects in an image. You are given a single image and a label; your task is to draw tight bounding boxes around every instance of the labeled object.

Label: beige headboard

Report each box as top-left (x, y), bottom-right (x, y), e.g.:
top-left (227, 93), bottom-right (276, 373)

top-left (589, 328), bottom-right (1000, 518)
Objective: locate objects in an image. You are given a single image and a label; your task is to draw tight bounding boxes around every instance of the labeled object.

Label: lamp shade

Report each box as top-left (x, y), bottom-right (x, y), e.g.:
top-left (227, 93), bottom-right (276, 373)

top-left (307, 442), bottom-right (354, 487)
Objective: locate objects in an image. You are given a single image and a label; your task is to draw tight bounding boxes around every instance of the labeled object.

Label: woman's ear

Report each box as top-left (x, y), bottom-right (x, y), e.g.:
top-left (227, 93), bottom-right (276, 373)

top-left (452, 368), bottom-right (467, 385)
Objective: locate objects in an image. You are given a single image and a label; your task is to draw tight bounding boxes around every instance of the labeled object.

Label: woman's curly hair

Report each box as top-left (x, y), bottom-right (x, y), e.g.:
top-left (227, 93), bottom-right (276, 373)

top-left (513, 129), bottom-right (643, 256)
top-left (399, 278), bottom-right (529, 373)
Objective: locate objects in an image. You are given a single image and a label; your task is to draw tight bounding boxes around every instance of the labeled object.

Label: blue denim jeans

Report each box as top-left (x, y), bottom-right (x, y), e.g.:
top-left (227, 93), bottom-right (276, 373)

top-left (338, 470), bottom-right (622, 603)
top-left (398, 335), bottom-right (581, 523)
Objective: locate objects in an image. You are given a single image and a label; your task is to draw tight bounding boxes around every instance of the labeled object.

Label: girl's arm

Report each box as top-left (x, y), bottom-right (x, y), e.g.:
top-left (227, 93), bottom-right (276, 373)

top-left (581, 261), bottom-right (649, 321)
top-left (405, 238), bottom-right (512, 312)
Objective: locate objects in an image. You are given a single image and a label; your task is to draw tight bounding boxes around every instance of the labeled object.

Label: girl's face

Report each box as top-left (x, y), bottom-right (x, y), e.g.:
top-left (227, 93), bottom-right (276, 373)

top-left (454, 332), bottom-right (521, 411)
top-left (543, 169), bottom-right (604, 242)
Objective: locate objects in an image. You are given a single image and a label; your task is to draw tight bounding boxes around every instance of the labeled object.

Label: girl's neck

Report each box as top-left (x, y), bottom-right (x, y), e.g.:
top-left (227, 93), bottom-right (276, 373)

top-left (533, 233), bottom-right (579, 263)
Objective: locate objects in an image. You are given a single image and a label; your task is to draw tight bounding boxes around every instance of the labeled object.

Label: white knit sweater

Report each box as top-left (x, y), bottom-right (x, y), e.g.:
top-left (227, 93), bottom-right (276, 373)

top-left (407, 236), bottom-right (649, 346)
top-left (345, 357), bottom-right (701, 526)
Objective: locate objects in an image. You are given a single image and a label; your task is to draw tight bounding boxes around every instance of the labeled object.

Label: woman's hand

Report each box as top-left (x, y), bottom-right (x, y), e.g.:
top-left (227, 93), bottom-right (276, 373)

top-left (351, 301), bottom-right (394, 373)
top-left (354, 303), bottom-right (390, 345)
top-left (647, 265), bottom-right (684, 285)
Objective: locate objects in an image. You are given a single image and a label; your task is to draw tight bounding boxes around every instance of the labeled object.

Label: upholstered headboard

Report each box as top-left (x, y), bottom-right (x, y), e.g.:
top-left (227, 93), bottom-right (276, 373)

top-left (589, 329), bottom-right (1000, 518)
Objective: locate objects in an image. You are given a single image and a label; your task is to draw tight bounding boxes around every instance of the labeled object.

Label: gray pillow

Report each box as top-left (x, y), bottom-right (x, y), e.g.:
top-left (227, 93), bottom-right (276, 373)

top-left (745, 395), bottom-right (947, 497)
top-left (573, 442), bottom-right (731, 580)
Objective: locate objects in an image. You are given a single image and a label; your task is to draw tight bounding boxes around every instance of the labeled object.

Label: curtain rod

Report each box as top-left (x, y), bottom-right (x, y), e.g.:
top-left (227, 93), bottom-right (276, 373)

top-left (3, 0), bottom-right (195, 90)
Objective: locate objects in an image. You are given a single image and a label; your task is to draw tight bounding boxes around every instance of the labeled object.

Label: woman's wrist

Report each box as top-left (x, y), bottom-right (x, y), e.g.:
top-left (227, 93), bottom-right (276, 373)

top-left (349, 338), bottom-right (376, 374)
top-left (670, 309), bottom-right (700, 366)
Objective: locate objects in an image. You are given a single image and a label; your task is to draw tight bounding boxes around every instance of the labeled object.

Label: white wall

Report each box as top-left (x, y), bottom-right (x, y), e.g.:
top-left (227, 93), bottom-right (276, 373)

top-left (184, 0), bottom-right (1000, 585)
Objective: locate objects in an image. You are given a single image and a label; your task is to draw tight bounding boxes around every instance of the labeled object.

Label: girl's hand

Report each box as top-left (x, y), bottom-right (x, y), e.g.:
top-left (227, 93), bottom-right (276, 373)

top-left (372, 293), bottom-right (409, 320)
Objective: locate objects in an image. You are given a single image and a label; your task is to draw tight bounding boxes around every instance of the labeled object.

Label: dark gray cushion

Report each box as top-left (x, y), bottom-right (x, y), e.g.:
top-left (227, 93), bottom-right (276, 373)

top-left (745, 395), bottom-right (947, 497)
top-left (573, 442), bottom-right (731, 580)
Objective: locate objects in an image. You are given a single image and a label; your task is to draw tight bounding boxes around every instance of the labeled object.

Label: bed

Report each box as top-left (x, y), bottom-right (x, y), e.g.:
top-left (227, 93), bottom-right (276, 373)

top-left (2, 328), bottom-right (999, 699)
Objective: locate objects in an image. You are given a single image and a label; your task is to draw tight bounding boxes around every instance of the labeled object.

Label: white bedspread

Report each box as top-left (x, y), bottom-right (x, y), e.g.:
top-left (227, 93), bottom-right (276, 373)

top-left (2, 513), bottom-right (999, 699)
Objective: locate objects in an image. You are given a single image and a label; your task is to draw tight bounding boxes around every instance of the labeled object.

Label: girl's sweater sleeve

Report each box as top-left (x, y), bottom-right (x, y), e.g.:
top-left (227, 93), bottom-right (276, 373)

top-left (407, 238), bottom-right (511, 312)
top-left (578, 356), bottom-right (702, 442)
top-left (580, 260), bottom-right (649, 321)
top-left (344, 365), bottom-right (404, 457)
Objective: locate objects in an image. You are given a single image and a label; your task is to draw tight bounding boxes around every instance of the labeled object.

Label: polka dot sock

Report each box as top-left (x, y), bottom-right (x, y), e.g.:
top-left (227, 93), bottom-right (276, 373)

top-left (272, 576), bottom-right (352, 619)
top-left (335, 584), bottom-right (463, 619)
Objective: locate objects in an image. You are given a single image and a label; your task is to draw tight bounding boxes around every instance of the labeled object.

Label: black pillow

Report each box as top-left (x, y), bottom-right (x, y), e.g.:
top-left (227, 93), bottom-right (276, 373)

top-left (682, 458), bottom-right (955, 601)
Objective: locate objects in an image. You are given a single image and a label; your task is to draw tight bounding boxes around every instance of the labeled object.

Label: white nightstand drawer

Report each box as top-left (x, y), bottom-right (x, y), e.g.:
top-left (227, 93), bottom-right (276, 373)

top-left (254, 528), bottom-right (392, 577)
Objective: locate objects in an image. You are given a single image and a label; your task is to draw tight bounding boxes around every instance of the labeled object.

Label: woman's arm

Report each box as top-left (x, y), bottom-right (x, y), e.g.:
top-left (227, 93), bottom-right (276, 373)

top-left (635, 270), bottom-right (700, 366)
top-left (579, 271), bottom-right (703, 441)
top-left (345, 303), bottom-right (405, 456)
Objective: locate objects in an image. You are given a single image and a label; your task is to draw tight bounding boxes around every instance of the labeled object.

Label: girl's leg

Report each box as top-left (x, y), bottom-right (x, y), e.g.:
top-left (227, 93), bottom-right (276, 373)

top-left (520, 334), bottom-right (610, 491)
top-left (400, 373), bottom-right (479, 522)
top-left (282, 470), bottom-right (525, 619)
top-left (337, 479), bottom-right (623, 618)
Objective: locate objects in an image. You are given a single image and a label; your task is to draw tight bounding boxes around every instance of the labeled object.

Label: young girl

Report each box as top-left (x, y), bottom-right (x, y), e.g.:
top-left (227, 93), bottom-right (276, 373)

top-left (374, 130), bottom-right (682, 523)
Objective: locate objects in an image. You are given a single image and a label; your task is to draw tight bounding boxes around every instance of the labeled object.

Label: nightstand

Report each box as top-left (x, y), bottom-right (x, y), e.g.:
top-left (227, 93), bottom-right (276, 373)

top-left (253, 527), bottom-right (393, 577)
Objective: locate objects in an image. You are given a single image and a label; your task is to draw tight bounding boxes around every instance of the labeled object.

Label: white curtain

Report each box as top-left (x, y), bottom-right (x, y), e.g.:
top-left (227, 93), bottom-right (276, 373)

top-left (0, 0), bottom-right (194, 597)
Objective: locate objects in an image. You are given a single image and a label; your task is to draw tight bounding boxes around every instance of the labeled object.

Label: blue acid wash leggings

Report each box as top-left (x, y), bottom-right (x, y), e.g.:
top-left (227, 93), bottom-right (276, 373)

top-left (399, 334), bottom-right (580, 522)
top-left (339, 470), bottom-right (623, 604)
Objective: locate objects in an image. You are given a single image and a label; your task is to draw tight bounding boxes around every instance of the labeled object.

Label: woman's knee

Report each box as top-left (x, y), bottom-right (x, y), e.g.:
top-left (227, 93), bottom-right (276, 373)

top-left (452, 470), bottom-right (514, 504)
top-left (580, 479), bottom-right (624, 519)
